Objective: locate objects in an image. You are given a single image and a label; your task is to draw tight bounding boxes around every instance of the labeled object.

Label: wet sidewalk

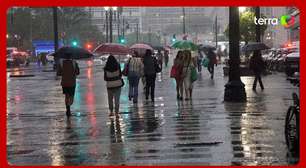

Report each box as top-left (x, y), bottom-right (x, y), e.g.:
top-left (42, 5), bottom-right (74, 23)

top-left (7, 62), bottom-right (299, 166)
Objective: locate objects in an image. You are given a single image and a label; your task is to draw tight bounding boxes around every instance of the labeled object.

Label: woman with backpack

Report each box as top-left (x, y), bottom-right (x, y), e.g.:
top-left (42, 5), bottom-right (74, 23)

top-left (104, 55), bottom-right (124, 117)
top-left (127, 52), bottom-right (144, 103)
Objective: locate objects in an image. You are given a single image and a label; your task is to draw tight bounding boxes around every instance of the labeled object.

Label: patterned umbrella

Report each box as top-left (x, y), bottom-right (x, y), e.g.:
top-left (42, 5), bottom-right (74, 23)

top-left (171, 40), bottom-right (198, 51)
top-left (93, 43), bottom-right (131, 55)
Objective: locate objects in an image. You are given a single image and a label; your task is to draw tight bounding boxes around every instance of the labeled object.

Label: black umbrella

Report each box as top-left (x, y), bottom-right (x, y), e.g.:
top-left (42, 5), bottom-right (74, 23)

top-left (199, 44), bottom-right (216, 51)
top-left (241, 42), bottom-right (270, 52)
top-left (53, 46), bottom-right (93, 59)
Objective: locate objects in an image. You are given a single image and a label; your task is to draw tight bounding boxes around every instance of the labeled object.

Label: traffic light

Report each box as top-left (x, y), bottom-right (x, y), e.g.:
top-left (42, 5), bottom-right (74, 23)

top-left (172, 34), bottom-right (176, 42)
top-left (86, 43), bottom-right (92, 50)
top-left (72, 41), bottom-right (78, 47)
top-left (119, 36), bottom-right (126, 44)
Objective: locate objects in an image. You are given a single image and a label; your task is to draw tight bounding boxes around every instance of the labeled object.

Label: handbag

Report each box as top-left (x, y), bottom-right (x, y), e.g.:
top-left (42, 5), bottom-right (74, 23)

top-left (122, 58), bottom-right (130, 76)
top-left (202, 57), bottom-right (209, 67)
top-left (190, 66), bottom-right (198, 82)
top-left (170, 65), bottom-right (177, 78)
top-left (154, 58), bottom-right (162, 73)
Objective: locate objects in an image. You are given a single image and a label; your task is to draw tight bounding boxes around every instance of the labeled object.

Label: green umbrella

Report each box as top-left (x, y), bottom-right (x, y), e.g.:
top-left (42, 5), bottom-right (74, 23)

top-left (171, 40), bottom-right (198, 51)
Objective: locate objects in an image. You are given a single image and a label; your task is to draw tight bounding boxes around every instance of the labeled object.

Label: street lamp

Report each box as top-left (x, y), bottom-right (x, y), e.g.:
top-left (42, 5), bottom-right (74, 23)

top-left (104, 7), bottom-right (117, 43)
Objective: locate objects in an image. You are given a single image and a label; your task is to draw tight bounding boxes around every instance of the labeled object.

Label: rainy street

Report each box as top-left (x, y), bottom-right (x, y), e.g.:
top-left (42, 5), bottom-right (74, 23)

top-left (7, 60), bottom-right (299, 166)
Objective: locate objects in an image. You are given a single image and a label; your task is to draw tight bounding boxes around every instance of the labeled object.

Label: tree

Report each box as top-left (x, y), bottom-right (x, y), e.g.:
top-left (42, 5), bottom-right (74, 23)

top-left (6, 7), bottom-right (103, 49)
top-left (224, 11), bottom-right (267, 44)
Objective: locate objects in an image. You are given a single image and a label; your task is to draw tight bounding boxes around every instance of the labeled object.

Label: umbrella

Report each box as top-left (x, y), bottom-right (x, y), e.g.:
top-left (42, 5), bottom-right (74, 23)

top-left (171, 40), bottom-right (198, 51)
top-left (153, 46), bottom-right (165, 51)
top-left (130, 43), bottom-right (154, 56)
top-left (199, 44), bottom-right (216, 51)
top-left (93, 43), bottom-right (131, 55)
top-left (241, 42), bottom-right (270, 52)
top-left (53, 46), bottom-right (93, 59)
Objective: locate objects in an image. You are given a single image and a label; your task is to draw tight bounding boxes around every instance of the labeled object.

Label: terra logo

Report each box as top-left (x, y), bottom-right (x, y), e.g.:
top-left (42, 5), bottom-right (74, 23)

top-left (254, 15), bottom-right (295, 28)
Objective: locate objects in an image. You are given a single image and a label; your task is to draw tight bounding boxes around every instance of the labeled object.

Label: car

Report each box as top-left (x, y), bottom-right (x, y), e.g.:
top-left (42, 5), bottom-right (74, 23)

top-left (46, 52), bottom-right (55, 63)
top-left (284, 52), bottom-right (299, 76)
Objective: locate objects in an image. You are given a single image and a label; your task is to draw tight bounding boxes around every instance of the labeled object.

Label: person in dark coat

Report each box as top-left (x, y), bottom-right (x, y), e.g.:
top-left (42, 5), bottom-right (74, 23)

top-left (57, 53), bottom-right (80, 117)
top-left (104, 55), bottom-right (124, 116)
top-left (206, 49), bottom-right (217, 79)
top-left (249, 50), bottom-right (265, 91)
top-left (143, 49), bottom-right (158, 102)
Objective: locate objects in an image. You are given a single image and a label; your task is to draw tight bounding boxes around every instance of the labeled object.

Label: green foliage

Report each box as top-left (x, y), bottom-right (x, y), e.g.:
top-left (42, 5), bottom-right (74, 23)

top-left (224, 11), bottom-right (267, 43)
top-left (7, 7), bottom-right (103, 49)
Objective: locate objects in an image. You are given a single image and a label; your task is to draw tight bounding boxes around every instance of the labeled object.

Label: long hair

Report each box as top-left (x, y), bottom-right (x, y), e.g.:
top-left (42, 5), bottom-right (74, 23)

top-left (176, 50), bottom-right (183, 60)
top-left (145, 49), bottom-right (152, 57)
top-left (183, 50), bottom-right (192, 65)
top-left (104, 55), bottom-right (120, 72)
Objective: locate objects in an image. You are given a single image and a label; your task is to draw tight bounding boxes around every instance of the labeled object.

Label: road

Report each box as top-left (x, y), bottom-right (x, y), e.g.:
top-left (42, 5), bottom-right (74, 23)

top-left (7, 60), bottom-right (299, 165)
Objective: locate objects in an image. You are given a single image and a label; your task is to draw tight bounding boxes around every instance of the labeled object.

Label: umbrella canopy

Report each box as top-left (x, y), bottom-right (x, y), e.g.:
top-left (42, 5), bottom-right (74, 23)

top-left (53, 46), bottom-right (93, 59)
top-left (241, 42), bottom-right (270, 52)
top-left (171, 40), bottom-right (198, 51)
top-left (153, 46), bottom-right (166, 51)
top-left (198, 44), bottom-right (216, 52)
top-left (93, 43), bottom-right (131, 55)
top-left (130, 43), bottom-right (154, 56)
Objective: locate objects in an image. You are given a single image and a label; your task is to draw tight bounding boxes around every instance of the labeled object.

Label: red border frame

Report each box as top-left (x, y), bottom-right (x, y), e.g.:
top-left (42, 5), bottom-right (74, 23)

top-left (1, 0), bottom-right (304, 167)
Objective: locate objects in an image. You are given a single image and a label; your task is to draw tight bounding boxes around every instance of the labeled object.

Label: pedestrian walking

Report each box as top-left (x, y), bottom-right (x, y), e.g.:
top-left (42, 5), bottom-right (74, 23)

top-left (57, 53), bottom-right (80, 117)
top-left (127, 52), bottom-right (144, 103)
top-left (171, 51), bottom-right (184, 100)
top-left (250, 50), bottom-right (265, 91)
top-left (206, 49), bottom-right (217, 79)
top-left (164, 50), bottom-right (169, 67)
top-left (182, 50), bottom-right (196, 100)
top-left (156, 50), bottom-right (163, 71)
top-left (217, 47), bottom-right (223, 64)
top-left (104, 55), bottom-right (124, 116)
top-left (143, 49), bottom-right (158, 102)
top-left (197, 50), bottom-right (204, 72)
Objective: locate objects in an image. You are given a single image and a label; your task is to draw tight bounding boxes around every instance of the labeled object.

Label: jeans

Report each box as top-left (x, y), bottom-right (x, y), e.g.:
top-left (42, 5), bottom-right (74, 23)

top-left (145, 74), bottom-right (156, 101)
top-left (107, 88), bottom-right (121, 112)
top-left (128, 72), bottom-right (140, 102)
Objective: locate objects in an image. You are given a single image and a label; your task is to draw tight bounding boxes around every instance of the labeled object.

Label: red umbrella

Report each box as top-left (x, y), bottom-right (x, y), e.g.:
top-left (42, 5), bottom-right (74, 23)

top-left (130, 43), bottom-right (154, 56)
top-left (93, 43), bottom-right (131, 55)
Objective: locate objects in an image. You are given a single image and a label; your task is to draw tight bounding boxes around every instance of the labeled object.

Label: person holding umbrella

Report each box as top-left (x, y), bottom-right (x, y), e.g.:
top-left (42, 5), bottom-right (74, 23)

top-left (249, 50), bottom-right (265, 91)
top-left (143, 49), bottom-right (158, 102)
top-left (127, 51), bottom-right (144, 104)
top-left (206, 49), bottom-right (217, 79)
top-left (57, 53), bottom-right (80, 117)
top-left (242, 42), bottom-right (269, 91)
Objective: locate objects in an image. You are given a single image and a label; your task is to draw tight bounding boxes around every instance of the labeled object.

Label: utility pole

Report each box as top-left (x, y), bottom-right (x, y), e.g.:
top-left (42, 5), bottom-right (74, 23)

top-left (109, 10), bottom-right (113, 43)
top-left (136, 23), bottom-right (139, 43)
top-left (52, 7), bottom-right (59, 71)
top-left (255, 7), bottom-right (261, 42)
top-left (148, 27), bottom-right (152, 44)
top-left (224, 7), bottom-right (246, 102)
top-left (105, 11), bottom-right (109, 43)
top-left (182, 7), bottom-right (186, 35)
top-left (53, 7), bottom-right (59, 52)
top-left (215, 15), bottom-right (218, 48)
